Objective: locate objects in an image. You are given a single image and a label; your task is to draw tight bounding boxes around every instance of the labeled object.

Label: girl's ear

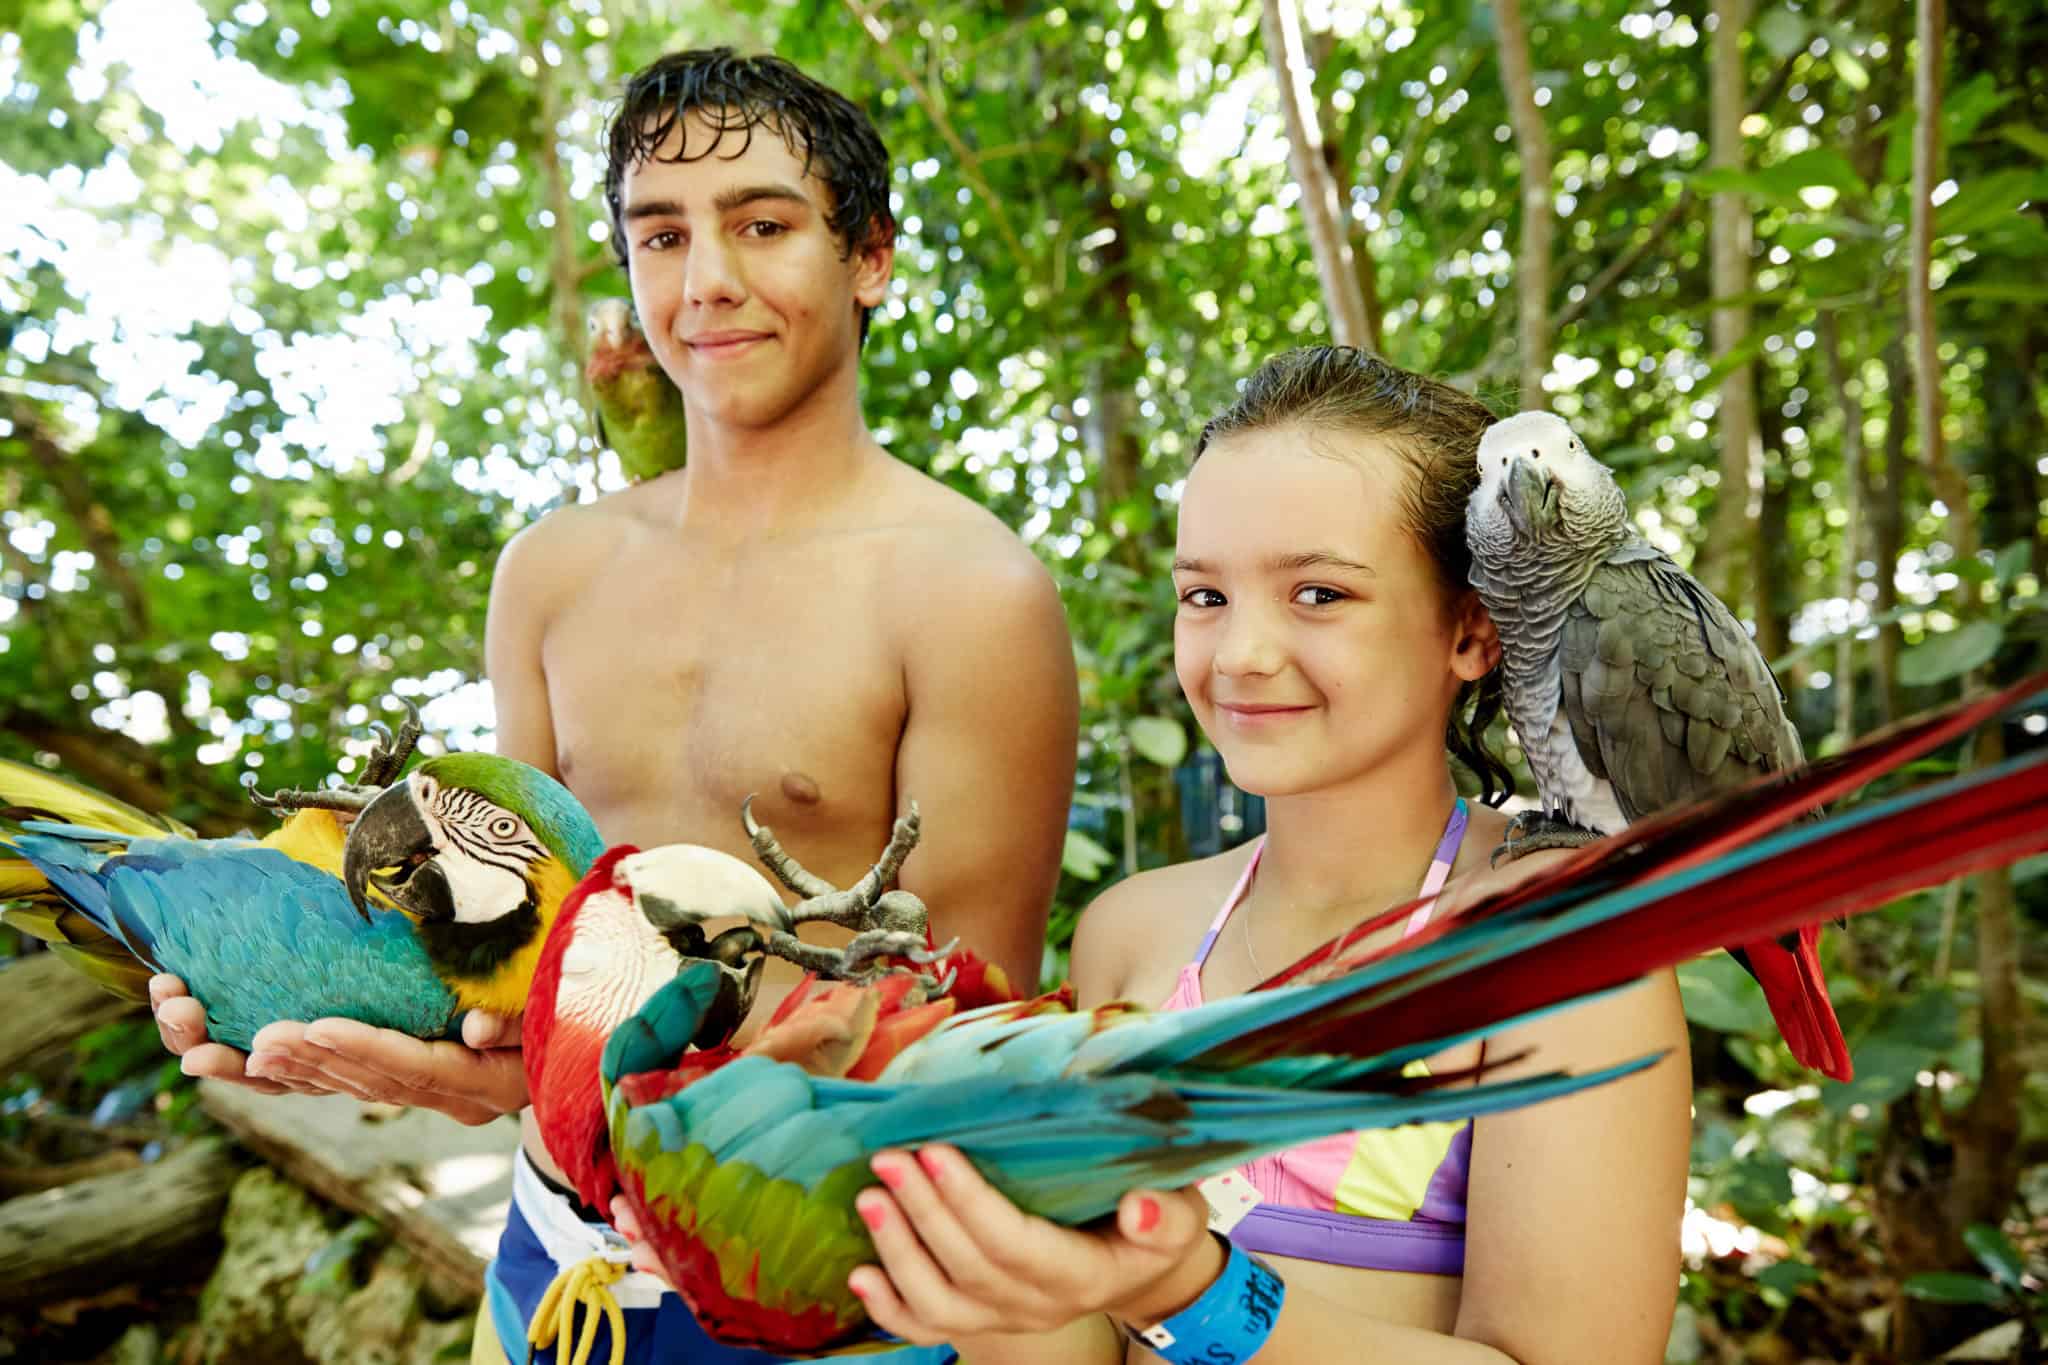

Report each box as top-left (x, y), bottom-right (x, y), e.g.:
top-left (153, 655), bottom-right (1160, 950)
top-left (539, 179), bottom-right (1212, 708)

top-left (1449, 591), bottom-right (1501, 683)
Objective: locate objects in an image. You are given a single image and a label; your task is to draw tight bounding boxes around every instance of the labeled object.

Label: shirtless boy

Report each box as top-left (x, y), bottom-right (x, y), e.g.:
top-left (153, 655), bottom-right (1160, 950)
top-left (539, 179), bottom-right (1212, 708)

top-left (151, 48), bottom-right (1079, 1364)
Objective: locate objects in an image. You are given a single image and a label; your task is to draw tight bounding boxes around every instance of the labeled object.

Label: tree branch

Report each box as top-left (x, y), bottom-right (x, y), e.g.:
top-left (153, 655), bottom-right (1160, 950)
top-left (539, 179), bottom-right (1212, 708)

top-left (8, 399), bottom-right (150, 638)
top-left (1553, 47), bottom-right (1803, 335)
top-left (1261, 0), bottom-right (1371, 348)
top-left (1707, 0), bottom-right (1762, 611)
top-left (1910, 0), bottom-right (1974, 563)
top-left (1493, 0), bottom-right (1553, 408)
top-left (840, 0), bottom-right (1031, 278)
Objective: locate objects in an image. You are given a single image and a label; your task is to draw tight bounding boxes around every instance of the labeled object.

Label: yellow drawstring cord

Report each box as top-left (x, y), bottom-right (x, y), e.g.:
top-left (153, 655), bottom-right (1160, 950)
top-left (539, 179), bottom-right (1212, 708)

top-left (525, 1253), bottom-right (628, 1365)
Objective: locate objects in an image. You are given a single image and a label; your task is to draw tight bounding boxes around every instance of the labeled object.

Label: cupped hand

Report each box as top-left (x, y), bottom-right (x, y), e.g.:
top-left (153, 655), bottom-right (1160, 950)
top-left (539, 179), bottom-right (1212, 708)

top-left (844, 1144), bottom-right (1220, 1347)
top-left (150, 973), bottom-right (295, 1095)
top-left (609, 1197), bottom-right (673, 1285)
top-left (148, 974), bottom-right (527, 1123)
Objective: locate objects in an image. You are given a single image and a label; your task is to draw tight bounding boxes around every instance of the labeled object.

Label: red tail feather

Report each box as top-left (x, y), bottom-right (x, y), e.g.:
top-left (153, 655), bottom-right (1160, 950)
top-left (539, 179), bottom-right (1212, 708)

top-left (1738, 927), bottom-right (1851, 1081)
top-left (1225, 744), bottom-right (2048, 1070)
top-left (1265, 670), bottom-right (2048, 994)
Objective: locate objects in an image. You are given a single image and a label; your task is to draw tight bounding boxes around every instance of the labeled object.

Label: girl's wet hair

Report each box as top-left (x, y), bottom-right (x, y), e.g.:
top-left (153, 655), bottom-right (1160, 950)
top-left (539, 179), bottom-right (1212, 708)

top-left (602, 48), bottom-right (893, 340)
top-left (1195, 346), bottom-right (1515, 805)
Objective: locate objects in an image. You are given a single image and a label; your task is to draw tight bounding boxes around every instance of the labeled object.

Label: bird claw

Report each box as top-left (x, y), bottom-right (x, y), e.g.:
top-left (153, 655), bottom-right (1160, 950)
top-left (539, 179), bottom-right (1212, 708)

top-left (737, 797), bottom-right (933, 941)
top-left (244, 775), bottom-right (381, 815)
top-left (248, 699), bottom-right (426, 816)
top-left (1491, 811), bottom-right (1603, 866)
top-left (731, 796), bottom-right (963, 992)
top-left (357, 699), bottom-right (424, 787)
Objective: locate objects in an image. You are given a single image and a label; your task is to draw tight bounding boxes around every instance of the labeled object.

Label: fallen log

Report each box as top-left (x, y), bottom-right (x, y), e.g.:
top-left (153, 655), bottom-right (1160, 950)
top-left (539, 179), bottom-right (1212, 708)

top-left (0, 1137), bottom-right (236, 1306)
top-left (0, 953), bottom-right (145, 1077)
top-left (0, 1148), bottom-right (143, 1197)
top-left (199, 1082), bottom-right (516, 1303)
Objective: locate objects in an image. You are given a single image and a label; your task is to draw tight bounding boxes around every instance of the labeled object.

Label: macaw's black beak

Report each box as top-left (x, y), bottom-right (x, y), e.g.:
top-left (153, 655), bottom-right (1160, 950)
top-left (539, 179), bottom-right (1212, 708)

top-left (343, 782), bottom-right (447, 923)
top-left (692, 948), bottom-right (765, 1050)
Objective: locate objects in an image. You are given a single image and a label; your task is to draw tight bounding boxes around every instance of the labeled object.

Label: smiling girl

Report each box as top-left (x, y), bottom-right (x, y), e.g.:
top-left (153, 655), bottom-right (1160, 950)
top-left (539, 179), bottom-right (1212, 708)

top-left (823, 347), bottom-right (1694, 1365)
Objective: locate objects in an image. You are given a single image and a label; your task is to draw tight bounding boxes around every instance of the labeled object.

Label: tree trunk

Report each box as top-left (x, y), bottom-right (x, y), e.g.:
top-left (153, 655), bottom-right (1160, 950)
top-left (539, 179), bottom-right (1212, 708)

top-left (1952, 726), bottom-right (2026, 1231)
top-left (1887, 719), bottom-right (2028, 1360)
top-left (1874, 340), bottom-right (1913, 721)
top-left (1707, 0), bottom-right (1761, 616)
top-left (1909, 0), bottom-right (1976, 565)
top-left (1817, 309), bottom-right (1864, 743)
top-left (1260, 0), bottom-right (1371, 348)
top-left (1492, 0), bottom-right (1553, 407)
top-left (1305, 28), bottom-right (1385, 353)
top-left (533, 34), bottom-right (587, 371)
top-left (1753, 398), bottom-right (1790, 666)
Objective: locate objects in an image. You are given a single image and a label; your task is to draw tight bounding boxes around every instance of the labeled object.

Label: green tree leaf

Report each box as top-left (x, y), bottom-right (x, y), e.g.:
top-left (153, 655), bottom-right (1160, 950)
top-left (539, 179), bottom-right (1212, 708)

top-left (1128, 715), bottom-right (1188, 768)
top-left (1898, 620), bottom-right (2004, 686)
top-left (1677, 956), bottom-right (1777, 1036)
top-left (1962, 1223), bottom-right (2031, 1294)
top-left (1061, 829), bottom-right (1115, 881)
top-left (1757, 9), bottom-right (1810, 59)
top-left (1901, 1272), bottom-right (2009, 1306)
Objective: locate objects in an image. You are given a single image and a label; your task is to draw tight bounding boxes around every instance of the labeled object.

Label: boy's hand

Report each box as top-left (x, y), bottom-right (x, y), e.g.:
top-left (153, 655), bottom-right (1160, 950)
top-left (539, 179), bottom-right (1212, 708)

top-left (148, 973), bottom-right (527, 1123)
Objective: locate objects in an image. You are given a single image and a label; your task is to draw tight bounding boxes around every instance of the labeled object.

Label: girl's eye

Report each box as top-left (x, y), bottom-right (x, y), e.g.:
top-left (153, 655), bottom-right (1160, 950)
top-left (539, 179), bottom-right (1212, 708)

top-left (642, 230), bottom-right (681, 251)
top-left (1292, 586), bottom-right (1346, 607)
top-left (1178, 586), bottom-right (1224, 608)
top-left (745, 220), bottom-right (787, 238)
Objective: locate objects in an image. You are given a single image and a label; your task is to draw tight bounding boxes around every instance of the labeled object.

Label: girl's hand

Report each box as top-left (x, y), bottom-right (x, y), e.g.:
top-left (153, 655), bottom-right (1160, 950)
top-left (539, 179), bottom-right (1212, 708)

top-left (846, 1144), bottom-right (1223, 1346)
top-left (609, 1197), bottom-right (673, 1286)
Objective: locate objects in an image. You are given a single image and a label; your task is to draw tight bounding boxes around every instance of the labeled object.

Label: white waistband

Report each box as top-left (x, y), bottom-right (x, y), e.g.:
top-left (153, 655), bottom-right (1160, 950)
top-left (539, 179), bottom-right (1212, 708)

top-left (511, 1148), bottom-right (674, 1310)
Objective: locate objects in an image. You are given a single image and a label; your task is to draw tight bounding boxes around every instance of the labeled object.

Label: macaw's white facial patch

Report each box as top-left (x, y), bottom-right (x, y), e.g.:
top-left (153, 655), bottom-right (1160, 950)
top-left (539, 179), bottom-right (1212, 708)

top-left (556, 885), bottom-right (683, 1032)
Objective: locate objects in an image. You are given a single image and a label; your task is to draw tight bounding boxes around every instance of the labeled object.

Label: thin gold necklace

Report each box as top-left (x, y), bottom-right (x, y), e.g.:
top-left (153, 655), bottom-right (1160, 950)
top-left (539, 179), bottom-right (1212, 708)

top-left (1241, 813), bottom-right (1456, 982)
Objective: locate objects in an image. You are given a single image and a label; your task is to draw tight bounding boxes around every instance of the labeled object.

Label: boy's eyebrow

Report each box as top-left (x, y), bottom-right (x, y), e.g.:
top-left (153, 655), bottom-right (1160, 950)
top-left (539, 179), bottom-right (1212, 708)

top-left (1171, 552), bottom-right (1376, 576)
top-left (621, 184), bottom-right (813, 221)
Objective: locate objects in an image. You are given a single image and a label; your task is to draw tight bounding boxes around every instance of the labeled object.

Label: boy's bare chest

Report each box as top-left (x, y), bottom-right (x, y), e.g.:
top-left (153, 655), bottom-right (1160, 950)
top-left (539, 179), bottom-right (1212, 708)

top-left (536, 538), bottom-right (907, 867)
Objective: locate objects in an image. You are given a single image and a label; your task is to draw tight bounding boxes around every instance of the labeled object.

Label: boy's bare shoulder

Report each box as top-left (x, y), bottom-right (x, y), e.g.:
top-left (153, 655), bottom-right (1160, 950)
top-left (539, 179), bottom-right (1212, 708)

top-left (871, 458), bottom-right (1053, 595)
top-left (494, 481), bottom-right (663, 588)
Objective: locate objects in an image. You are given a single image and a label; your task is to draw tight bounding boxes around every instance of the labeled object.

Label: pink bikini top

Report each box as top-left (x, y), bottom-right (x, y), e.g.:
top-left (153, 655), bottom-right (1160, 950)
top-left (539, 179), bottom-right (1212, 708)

top-left (1158, 799), bottom-right (1473, 1275)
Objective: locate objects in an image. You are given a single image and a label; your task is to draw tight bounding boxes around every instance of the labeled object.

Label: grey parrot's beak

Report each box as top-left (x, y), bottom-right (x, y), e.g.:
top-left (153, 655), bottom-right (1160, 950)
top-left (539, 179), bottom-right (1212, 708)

top-left (1503, 455), bottom-right (1556, 533)
top-left (343, 781), bottom-right (446, 923)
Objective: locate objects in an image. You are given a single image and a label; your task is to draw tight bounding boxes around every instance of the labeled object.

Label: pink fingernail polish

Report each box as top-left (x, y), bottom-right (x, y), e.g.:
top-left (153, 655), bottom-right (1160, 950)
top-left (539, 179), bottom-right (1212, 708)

top-left (857, 1197), bottom-right (887, 1230)
top-left (849, 1279), bottom-right (870, 1299)
top-left (873, 1161), bottom-right (906, 1191)
top-left (1136, 1197), bottom-right (1160, 1234)
top-left (916, 1148), bottom-right (944, 1180)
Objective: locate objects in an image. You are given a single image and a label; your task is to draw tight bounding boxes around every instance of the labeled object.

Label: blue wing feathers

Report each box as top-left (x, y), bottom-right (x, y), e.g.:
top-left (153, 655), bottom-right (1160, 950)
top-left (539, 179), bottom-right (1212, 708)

top-left (8, 822), bottom-right (456, 1050)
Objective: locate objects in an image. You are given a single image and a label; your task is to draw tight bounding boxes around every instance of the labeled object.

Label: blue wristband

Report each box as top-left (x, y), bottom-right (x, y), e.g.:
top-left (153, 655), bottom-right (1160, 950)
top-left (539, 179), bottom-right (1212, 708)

top-left (1127, 1235), bottom-right (1286, 1365)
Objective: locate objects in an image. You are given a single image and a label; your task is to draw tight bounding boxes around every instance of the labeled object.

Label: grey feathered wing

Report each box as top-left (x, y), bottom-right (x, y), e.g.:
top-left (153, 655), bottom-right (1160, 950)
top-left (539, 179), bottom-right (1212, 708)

top-left (1558, 542), bottom-right (1803, 820)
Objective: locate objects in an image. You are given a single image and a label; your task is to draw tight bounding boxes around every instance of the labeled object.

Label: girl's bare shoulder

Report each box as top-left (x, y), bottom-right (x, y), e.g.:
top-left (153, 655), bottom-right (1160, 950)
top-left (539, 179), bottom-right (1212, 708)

top-left (1070, 844), bottom-right (1258, 1006)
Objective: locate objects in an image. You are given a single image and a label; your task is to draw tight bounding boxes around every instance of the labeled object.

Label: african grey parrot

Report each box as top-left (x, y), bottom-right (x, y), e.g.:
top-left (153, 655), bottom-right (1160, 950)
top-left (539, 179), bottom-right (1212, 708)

top-left (1465, 410), bottom-right (1850, 1080)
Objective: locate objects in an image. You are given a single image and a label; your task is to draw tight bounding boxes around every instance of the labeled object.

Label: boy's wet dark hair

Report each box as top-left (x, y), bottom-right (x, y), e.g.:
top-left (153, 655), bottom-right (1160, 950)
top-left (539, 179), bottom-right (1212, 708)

top-left (602, 48), bottom-right (895, 341)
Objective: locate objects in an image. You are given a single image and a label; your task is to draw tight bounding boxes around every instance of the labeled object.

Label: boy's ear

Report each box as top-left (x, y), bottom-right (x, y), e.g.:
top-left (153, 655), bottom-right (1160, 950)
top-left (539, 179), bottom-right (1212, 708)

top-left (852, 218), bottom-right (894, 311)
top-left (1450, 591), bottom-right (1502, 683)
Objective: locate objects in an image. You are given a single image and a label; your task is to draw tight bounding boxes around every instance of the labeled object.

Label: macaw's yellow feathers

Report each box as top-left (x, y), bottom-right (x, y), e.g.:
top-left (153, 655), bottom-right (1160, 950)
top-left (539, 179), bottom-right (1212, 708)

top-left (257, 808), bottom-right (352, 877)
top-left (2, 904), bottom-right (154, 1000)
top-left (0, 757), bottom-right (194, 911)
top-left (0, 759), bottom-right (194, 841)
top-left (443, 853), bottom-right (589, 1018)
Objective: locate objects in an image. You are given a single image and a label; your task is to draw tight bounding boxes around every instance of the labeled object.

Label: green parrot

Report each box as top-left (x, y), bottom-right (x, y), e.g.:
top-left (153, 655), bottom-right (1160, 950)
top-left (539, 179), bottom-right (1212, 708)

top-left (586, 296), bottom-right (688, 482)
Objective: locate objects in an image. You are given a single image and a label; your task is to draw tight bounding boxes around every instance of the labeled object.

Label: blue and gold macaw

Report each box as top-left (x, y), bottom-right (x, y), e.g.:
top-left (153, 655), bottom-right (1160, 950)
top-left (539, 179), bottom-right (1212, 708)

top-left (0, 728), bottom-right (603, 1050)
